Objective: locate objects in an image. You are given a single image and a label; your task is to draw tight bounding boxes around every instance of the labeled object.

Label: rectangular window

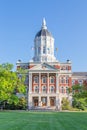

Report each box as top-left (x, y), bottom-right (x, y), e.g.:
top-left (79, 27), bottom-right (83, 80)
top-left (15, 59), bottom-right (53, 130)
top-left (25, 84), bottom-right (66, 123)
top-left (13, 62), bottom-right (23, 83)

top-left (35, 86), bottom-right (39, 93)
top-left (50, 86), bottom-right (55, 93)
top-left (42, 77), bottom-right (46, 83)
top-left (43, 46), bottom-right (46, 54)
top-left (34, 77), bottom-right (38, 83)
top-left (50, 77), bottom-right (54, 83)
top-left (47, 48), bottom-right (50, 54)
top-left (42, 86), bottom-right (47, 93)
top-left (38, 47), bottom-right (41, 54)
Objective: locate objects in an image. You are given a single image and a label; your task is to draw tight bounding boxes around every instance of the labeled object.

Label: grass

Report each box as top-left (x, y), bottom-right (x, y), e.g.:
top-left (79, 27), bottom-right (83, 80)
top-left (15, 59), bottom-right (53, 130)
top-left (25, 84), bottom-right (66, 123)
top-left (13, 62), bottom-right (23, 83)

top-left (0, 111), bottom-right (87, 130)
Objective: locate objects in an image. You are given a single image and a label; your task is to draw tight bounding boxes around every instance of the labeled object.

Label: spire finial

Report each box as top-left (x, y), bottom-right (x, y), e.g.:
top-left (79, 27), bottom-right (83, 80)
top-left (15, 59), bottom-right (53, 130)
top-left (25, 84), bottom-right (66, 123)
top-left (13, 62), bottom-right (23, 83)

top-left (42, 18), bottom-right (47, 29)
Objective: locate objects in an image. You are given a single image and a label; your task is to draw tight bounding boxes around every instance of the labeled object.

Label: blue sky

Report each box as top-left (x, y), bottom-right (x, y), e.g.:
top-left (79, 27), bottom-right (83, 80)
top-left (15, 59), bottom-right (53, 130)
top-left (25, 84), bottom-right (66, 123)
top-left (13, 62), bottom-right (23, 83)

top-left (0, 0), bottom-right (87, 71)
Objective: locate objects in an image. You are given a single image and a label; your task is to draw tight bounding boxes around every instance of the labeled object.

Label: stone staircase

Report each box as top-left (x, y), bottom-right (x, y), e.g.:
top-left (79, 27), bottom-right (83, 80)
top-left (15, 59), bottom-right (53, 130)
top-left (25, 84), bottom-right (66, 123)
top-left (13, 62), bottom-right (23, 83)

top-left (29, 106), bottom-right (59, 112)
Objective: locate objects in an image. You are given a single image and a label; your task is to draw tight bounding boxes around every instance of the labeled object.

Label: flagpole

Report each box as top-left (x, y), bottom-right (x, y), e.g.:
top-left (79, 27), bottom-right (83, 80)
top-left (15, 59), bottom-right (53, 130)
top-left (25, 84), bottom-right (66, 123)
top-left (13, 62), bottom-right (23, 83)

top-left (55, 48), bottom-right (58, 60)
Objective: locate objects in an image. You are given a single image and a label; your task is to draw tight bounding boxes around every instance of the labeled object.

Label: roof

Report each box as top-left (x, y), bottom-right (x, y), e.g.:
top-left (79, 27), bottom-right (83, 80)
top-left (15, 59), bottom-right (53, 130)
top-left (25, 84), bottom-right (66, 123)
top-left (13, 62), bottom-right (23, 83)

top-left (72, 72), bottom-right (87, 77)
top-left (35, 29), bottom-right (52, 38)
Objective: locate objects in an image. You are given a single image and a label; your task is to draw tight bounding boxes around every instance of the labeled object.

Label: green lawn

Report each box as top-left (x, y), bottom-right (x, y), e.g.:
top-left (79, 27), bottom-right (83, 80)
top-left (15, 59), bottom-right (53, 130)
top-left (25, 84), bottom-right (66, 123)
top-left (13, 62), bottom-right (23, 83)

top-left (0, 111), bottom-right (87, 130)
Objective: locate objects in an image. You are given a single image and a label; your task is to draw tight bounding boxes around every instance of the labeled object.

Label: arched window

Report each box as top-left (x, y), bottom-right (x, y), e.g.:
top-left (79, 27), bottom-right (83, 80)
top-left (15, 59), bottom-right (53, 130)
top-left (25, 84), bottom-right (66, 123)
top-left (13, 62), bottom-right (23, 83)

top-left (42, 86), bottom-right (47, 93)
top-left (42, 76), bottom-right (46, 83)
top-left (61, 77), bottom-right (64, 83)
top-left (34, 86), bottom-right (39, 93)
top-left (34, 76), bottom-right (38, 83)
top-left (50, 76), bottom-right (54, 83)
top-left (50, 86), bottom-right (55, 93)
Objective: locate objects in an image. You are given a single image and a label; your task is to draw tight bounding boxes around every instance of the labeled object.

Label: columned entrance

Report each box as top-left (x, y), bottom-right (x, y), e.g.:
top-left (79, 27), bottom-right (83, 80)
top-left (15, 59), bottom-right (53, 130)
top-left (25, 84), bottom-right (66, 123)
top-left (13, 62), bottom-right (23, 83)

top-left (33, 97), bottom-right (39, 106)
top-left (50, 97), bottom-right (55, 106)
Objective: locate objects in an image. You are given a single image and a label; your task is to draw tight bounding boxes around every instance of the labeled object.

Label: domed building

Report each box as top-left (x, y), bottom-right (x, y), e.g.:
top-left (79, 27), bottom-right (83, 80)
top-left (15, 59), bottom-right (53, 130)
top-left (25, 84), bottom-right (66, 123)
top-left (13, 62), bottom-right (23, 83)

top-left (16, 19), bottom-right (87, 110)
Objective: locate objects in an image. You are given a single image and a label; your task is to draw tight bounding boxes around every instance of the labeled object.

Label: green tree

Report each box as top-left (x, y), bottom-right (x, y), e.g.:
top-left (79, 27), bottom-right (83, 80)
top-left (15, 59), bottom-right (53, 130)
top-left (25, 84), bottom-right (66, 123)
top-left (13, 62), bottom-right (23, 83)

top-left (72, 84), bottom-right (87, 110)
top-left (0, 63), bottom-right (26, 109)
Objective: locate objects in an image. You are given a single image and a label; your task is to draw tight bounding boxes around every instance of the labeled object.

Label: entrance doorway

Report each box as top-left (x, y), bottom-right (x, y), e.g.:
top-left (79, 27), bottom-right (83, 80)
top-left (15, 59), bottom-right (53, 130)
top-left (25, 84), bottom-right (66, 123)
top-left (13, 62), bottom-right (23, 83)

top-left (41, 97), bottom-right (47, 106)
top-left (50, 97), bottom-right (55, 106)
top-left (33, 97), bottom-right (39, 106)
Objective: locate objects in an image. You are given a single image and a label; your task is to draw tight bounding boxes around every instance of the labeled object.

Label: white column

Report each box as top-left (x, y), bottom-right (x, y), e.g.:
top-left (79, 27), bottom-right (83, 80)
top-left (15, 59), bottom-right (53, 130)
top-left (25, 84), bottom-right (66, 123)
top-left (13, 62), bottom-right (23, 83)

top-left (39, 96), bottom-right (41, 107)
top-left (47, 73), bottom-right (49, 93)
top-left (39, 73), bottom-right (41, 93)
top-left (29, 73), bottom-right (32, 93)
top-left (28, 72), bottom-right (32, 110)
top-left (27, 85), bottom-right (29, 110)
top-left (56, 73), bottom-right (59, 93)
top-left (47, 96), bottom-right (50, 107)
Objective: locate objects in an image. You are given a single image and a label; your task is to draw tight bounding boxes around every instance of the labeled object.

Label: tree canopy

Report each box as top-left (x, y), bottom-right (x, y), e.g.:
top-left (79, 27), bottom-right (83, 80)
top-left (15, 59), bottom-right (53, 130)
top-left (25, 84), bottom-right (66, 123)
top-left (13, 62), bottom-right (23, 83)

top-left (0, 63), bottom-right (26, 109)
top-left (72, 84), bottom-right (87, 110)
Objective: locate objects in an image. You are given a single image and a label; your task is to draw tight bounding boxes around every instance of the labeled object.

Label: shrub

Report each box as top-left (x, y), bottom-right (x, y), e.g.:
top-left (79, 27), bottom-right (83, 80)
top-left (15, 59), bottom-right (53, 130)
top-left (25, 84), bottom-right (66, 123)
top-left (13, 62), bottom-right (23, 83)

top-left (61, 98), bottom-right (71, 110)
top-left (72, 98), bottom-right (87, 110)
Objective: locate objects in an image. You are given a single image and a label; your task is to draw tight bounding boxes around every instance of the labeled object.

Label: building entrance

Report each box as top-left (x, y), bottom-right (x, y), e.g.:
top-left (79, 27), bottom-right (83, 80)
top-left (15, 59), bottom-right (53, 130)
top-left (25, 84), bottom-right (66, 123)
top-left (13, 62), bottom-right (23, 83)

top-left (33, 97), bottom-right (39, 106)
top-left (50, 97), bottom-right (55, 106)
top-left (41, 97), bottom-right (47, 106)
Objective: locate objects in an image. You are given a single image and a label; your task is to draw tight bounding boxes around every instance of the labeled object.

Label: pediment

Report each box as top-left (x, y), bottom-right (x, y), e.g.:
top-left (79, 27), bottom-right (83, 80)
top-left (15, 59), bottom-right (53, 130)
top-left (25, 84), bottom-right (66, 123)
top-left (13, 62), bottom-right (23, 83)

top-left (29, 63), bottom-right (58, 71)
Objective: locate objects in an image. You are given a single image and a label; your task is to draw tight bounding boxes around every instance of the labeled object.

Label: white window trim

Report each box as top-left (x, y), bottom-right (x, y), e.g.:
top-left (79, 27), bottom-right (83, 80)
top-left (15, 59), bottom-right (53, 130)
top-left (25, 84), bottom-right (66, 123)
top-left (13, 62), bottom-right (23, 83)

top-left (66, 77), bottom-right (69, 84)
top-left (50, 86), bottom-right (55, 93)
top-left (34, 76), bottom-right (39, 83)
top-left (42, 85), bottom-right (47, 93)
top-left (61, 86), bottom-right (65, 93)
top-left (42, 76), bottom-right (46, 83)
top-left (61, 77), bottom-right (65, 83)
top-left (50, 76), bottom-right (54, 84)
top-left (34, 86), bottom-right (39, 93)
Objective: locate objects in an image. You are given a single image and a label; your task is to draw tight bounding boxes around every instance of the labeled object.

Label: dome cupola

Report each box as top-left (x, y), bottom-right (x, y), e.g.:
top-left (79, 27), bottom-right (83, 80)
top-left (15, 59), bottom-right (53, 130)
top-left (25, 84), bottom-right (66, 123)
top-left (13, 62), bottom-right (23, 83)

top-left (33, 18), bottom-right (57, 62)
